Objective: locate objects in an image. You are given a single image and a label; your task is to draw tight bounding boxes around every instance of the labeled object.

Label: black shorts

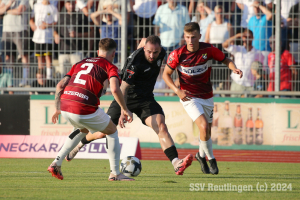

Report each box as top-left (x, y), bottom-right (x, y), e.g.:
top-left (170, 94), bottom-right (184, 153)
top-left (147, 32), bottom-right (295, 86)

top-left (35, 43), bottom-right (53, 56)
top-left (107, 97), bottom-right (164, 125)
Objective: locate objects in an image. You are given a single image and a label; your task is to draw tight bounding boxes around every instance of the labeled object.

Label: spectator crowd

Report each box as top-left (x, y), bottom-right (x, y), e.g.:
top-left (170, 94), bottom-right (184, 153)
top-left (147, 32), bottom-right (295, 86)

top-left (0, 0), bottom-right (299, 97)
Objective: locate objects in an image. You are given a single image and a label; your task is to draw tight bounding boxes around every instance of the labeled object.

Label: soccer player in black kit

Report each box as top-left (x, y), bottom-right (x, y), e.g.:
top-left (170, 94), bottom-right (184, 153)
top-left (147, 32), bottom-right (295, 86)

top-left (65, 36), bottom-right (193, 175)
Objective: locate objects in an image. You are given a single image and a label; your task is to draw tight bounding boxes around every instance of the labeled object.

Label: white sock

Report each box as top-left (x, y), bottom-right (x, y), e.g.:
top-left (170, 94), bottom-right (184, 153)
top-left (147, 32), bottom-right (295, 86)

top-left (200, 138), bottom-right (215, 160)
top-left (106, 131), bottom-right (121, 175)
top-left (46, 68), bottom-right (52, 79)
top-left (22, 68), bottom-right (29, 79)
top-left (199, 137), bottom-right (206, 158)
top-left (53, 131), bottom-right (86, 166)
top-left (171, 158), bottom-right (179, 166)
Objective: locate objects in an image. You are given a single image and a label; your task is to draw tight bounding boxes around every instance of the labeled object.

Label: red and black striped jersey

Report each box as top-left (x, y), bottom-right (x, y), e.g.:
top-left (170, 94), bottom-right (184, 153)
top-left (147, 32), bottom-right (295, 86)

top-left (167, 43), bottom-right (226, 99)
top-left (60, 57), bottom-right (121, 115)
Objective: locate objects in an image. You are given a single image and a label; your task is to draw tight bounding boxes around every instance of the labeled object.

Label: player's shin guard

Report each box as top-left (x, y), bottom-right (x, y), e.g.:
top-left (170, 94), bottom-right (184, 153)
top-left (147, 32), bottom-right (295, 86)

top-left (106, 131), bottom-right (121, 175)
top-left (53, 129), bottom-right (86, 166)
top-left (200, 138), bottom-right (215, 160)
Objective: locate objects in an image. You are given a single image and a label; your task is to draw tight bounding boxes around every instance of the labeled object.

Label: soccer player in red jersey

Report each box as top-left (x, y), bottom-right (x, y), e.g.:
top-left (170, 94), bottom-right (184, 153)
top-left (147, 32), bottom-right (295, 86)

top-left (163, 22), bottom-right (243, 175)
top-left (47, 38), bottom-right (134, 181)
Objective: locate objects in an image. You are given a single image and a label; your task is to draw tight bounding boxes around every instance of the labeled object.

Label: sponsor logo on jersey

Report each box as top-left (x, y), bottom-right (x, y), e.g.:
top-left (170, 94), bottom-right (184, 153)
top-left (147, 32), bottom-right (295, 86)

top-left (64, 91), bottom-right (89, 100)
top-left (179, 64), bottom-right (209, 76)
top-left (126, 69), bottom-right (135, 78)
top-left (144, 68), bottom-right (151, 72)
top-left (86, 59), bottom-right (97, 62)
top-left (157, 59), bottom-right (161, 67)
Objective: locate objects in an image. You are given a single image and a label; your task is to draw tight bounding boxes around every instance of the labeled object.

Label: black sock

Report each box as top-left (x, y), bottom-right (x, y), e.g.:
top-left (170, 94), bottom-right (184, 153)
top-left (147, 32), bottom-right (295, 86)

top-left (81, 136), bottom-right (92, 145)
top-left (164, 145), bottom-right (178, 162)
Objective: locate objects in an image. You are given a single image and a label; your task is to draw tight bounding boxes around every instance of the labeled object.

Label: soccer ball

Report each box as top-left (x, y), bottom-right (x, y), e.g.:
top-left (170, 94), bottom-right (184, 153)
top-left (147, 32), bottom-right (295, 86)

top-left (120, 156), bottom-right (142, 177)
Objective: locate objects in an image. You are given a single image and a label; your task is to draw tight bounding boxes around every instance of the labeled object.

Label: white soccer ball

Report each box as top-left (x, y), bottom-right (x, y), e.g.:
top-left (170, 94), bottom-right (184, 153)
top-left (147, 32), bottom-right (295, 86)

top-left (120, 156), bottom-right (142, 177)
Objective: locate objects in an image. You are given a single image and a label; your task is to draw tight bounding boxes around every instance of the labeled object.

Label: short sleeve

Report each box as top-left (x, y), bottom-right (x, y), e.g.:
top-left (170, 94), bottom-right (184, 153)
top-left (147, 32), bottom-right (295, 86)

top-left (108, 64), bottom-right (122, 85)
top-left (264, 0), bottom-right (272, 4)
top-left (66, 64), bottom-right (76, 77)
top-left (6, 73), bottom-right (12, 87)
top-left (20, 0), bottom-right (29, 7)
top-left (152, 6), bottom-right (161, 25)
top-left (224, 45), bottom-right (241, 54)
top-left (167, 50), bottom-right (179, 70)
top-left (211, 45), bottom-right (226, 62)
top-left (191, 16), bottom-right (197, 22)
top-left (53, 6), bottom-right (58, 22)
top-left (121, 62), bottom-right (138, 85)
top-left (31, 5), bottom-right (35, 18)
top-left (207, 11), bottom-right (215, 22)
top-left (76, 0), bottom-right (86, 9)
top-left (247, 17), bottom-right (254, 32)
top-left (184, 6), bottom-right (190, 24)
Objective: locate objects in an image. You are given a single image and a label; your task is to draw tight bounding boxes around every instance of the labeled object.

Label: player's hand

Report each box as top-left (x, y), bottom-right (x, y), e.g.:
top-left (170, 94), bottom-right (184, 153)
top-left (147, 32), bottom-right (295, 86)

top-left (119, 109), bottom-right (133, 128)
top-left (39, 22), bottom-right (47, 30)
top-left (176, 89), bottom-right (192, 102)
top-left (52, 109), bottom-right (61, 124)
top-left (137, 38), bottom-right (147, 49)
top-left (233, 69), bottom-right (243, 78)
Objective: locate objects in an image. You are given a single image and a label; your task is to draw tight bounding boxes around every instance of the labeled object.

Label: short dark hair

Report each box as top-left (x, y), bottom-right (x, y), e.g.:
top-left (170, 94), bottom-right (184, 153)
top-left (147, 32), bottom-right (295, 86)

top-left (243, 29), bottom-right (253, 37)
top-left (99, 38), bottom-right (117, 52)
top-left (184, 22), bottom-right (200, 33)
top-left (36, 68), bottom-right (45, 76)
top-left (145, 35), bottom-right (161, 46)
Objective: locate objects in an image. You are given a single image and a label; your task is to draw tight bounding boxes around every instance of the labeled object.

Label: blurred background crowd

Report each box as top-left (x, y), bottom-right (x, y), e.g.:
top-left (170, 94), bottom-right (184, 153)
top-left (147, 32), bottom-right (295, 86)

top-left (0, 0), bottom-right (299, 97)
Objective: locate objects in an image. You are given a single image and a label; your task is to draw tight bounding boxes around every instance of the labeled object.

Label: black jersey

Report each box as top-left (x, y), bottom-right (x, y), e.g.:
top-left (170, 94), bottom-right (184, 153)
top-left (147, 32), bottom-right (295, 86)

top-left (121, 47), bottom-right (166, 99)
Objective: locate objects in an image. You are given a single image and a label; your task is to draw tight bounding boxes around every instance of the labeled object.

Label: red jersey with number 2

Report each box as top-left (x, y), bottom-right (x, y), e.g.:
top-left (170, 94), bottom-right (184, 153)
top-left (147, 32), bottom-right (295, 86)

top-left (167, 43), bottom-right (226, 99)
top-left (60, 57), bottom-right (121, 115)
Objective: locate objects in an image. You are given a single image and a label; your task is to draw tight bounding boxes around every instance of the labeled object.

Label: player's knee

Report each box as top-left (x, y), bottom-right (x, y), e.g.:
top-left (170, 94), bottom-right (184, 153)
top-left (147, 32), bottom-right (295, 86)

top-left (199, 121), bottom-right (208, 134)
top-left (158, 123), bottom-right (168, 136)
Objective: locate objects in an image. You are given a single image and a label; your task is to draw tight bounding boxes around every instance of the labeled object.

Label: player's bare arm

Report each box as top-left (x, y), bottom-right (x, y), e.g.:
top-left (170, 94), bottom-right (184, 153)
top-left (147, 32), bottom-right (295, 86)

top-left (162, 65), bottom-right (191, 102)
top-left (52, 76), bottom-right (70, 124)
top-left (137, 38), bottom-right (147, 49)
top-left (110, 77), bottom-right (133, 127)
top-left (222, 57), bottom-right (243, 78)
top-left (118, 81), bottom-right (131, 128)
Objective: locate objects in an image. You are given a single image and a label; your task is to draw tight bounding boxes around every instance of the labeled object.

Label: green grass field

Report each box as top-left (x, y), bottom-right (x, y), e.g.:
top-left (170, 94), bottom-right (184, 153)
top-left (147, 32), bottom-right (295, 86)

top-left (0, 158), bottom-right (299, 200)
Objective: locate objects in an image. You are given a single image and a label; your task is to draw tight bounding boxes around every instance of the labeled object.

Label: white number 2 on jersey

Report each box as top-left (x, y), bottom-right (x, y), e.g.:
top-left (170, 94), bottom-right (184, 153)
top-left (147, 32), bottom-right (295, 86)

top-left (74, 63), bottom-right (94, 85)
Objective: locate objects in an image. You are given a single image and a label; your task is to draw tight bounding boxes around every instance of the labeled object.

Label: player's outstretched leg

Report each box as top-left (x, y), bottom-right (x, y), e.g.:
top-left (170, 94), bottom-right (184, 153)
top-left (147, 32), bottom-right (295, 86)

top-left (48, 129), bottom-right (87, 180)
top-left (102, 120), bottom-right (134, 181)
top-left (65, 132), bottom-right (106, 161)
top-left (195, 115), bottom-right (219, 175)
top-left (173, 154), bottom-right (194, 175)
top-left (145, 114), bottom-right (193, 175)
